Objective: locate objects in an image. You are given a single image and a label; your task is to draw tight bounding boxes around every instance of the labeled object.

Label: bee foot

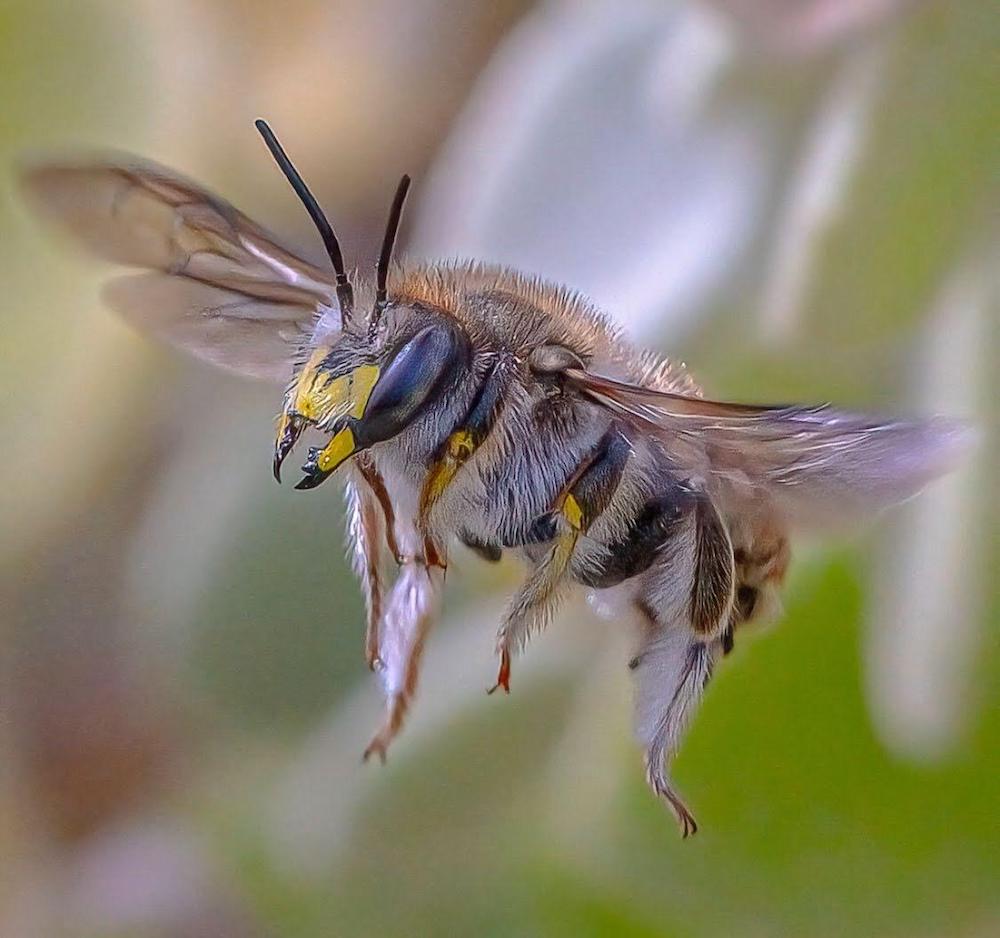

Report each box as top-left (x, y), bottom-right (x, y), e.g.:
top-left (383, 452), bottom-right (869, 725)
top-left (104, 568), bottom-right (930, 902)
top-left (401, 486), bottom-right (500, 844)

top-left (487, 648), bottom-right (511, 695)
top-left (670, 798), bottom-right (698, 838)
top-left (362, 735), bottom-right (389, 764)
top-left (646, 762), bottom-right (699, 838)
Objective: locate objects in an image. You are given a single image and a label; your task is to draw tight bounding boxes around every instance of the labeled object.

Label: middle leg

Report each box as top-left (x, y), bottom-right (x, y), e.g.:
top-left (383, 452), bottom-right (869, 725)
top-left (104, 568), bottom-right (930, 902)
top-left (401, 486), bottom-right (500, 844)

top-left (492, 427), bottom-right (631, 692)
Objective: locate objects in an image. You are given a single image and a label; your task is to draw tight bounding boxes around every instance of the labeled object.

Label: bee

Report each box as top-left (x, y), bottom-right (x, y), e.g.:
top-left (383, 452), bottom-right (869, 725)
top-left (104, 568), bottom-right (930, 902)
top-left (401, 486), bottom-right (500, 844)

top-left (21, 121), bottom-right (969, 836)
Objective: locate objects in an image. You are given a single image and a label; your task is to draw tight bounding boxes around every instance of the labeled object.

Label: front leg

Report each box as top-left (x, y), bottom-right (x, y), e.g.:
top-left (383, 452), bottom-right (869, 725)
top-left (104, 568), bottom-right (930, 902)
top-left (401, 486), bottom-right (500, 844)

top-left (345, 461), bottom-right (402, 671)
top-left (356, 454), bottom-right (402, 563)
top-left (363, 559), bottom-right (444, 761)
top-left (417, 362), bottom-right (507, 532)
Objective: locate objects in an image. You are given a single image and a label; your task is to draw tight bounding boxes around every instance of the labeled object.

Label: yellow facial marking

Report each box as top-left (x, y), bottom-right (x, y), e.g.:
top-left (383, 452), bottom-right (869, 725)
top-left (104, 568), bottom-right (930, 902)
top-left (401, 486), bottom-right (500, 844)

top-left (316, 426), bottom-right (356, 473)
top-left (277, 356), bottom-right (381, 448)
top-left (275, 358), bottom-right (381, 484)
top-left (348, 364), bottom-right (380, 419)
top-left (303, 375), bottom-right (349, 422)
top-left (561, 494), bottom-right (584, 531)
top-left (292, 347), bottom-right (344, 422)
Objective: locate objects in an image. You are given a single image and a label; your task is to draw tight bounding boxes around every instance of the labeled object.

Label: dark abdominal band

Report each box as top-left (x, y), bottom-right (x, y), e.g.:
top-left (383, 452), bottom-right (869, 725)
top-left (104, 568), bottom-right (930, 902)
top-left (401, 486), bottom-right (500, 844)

top-left (468, 420), bottom-right (696, 592)
top-left (576, 485), bottom-right (692, 589)
top-left (451, 373), bottom-right (697, 594)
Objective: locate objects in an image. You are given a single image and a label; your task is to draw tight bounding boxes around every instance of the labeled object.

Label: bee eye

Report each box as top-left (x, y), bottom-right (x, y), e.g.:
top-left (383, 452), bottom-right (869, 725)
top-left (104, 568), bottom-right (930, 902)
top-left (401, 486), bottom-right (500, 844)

top-left (528, 344), bottom-right (584, 375)
top-left (363, 324), bottom-right (465, 422)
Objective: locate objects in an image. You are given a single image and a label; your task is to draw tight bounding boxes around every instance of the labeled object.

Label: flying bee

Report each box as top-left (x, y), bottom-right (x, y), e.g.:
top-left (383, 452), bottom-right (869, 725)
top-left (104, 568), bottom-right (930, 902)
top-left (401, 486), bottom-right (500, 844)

top-left (21, 121), bottom-right (970, 836)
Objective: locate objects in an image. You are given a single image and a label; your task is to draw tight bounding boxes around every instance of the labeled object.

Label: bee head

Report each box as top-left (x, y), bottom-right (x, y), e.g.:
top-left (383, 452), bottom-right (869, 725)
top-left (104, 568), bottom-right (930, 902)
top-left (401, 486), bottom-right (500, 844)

top-left (273, 305), bottom-right (465, 489)
top-left (272, 334), bottom-right (380, 483)
top-left (257, 120), bottom-right (417, 486)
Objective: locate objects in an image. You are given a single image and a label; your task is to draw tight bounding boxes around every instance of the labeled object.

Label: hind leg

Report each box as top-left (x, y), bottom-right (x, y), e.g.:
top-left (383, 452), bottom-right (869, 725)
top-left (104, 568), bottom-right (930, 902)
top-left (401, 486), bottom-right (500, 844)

top-left (629, 500), bottom-right (733, 836)
top-left (631, 598), bottom-right (721, 837)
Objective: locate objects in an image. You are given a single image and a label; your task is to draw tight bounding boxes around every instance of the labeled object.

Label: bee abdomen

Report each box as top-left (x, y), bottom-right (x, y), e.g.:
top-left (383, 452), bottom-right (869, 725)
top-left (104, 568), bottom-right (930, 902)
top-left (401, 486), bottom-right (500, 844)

top-left (577, 487), bottom-right (691, 589)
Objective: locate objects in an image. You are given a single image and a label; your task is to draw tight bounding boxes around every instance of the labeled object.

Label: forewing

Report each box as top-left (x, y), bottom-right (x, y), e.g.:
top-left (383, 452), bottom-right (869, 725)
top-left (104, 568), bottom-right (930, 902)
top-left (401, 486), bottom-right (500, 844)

top-left (20, 157), bottom-right (338, 381)
top-left (566, 368), bottom-right (972, 531)
top-left (103, 273), bottom-right (309, 383)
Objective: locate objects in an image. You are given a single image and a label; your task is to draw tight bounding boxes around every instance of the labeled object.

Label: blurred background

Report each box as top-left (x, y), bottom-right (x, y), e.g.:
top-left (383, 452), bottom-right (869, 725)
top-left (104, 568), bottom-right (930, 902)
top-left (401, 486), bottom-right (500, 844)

top-left (1, 1), bottom-right (997, 935)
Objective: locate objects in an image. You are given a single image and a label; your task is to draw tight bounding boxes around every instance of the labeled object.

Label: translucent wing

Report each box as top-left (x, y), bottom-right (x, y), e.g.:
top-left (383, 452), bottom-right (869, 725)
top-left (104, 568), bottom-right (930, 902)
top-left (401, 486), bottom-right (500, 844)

top-left (565, 368), bottom-right (972, 531)
top-left (20, 157), bottom-right (338, 382)
top-left (102, 273), bottom-right (310, 384)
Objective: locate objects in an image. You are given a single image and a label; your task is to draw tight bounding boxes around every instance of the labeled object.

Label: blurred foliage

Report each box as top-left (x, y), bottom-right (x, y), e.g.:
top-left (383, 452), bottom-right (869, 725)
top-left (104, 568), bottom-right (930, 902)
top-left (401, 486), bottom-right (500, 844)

top-left (0, 1), bottom-right (996, 937)
top-left (203, 558), bottom-right (1000, 938)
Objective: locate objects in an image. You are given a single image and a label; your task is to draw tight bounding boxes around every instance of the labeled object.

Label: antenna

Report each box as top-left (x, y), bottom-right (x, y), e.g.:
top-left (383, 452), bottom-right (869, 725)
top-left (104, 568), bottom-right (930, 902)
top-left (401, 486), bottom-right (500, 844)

top-left (254, 119), bottom-right (354, 321)
top-left (372, 174), bottom-right (411, 327)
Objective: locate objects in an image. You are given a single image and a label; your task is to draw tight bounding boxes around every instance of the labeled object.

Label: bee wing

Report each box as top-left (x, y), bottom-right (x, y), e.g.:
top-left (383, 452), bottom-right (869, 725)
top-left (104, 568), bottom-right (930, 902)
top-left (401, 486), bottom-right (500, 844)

top-left (102, 273), bottom-right (310, 384)
top-left (20, 157), bottom-right (337, 382)
top-left (566, 368), bottom-right (972, 531)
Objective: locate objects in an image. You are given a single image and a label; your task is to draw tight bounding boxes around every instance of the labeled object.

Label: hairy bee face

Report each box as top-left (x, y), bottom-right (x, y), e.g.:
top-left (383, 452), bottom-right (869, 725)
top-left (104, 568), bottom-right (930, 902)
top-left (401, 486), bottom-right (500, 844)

top-left (20, 125), bottom-right (971, 837)
top-left (276, 303), bottom-right (472, 490)
top-left (273, 321), bottom-right (380, 484)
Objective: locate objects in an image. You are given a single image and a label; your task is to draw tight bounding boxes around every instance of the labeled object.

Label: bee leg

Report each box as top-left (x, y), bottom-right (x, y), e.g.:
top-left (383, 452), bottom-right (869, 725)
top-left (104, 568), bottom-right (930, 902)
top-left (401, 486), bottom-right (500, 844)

top-left (350, 454), bottom-right (410, 672)
top-left (632, 597), bottom-right (720, 838)
top-left (418, 365), bottom-right (506, 531)
top-left (487, 646), bottom-right (511, 695)
top-left (345, 470), bottom-right (388, 671)
top-left (490, 527), bottom-right (578, 693)
top-left (720, 624), bottom-right (735, 656)
top-left (356, 454), bottom-right (403, 564)
top-left (362, 560), bottom-right (443, 761)
top-left (493, 429), bottom-right (630, 691)
top-left (689, 496), bottom-right (735, 640)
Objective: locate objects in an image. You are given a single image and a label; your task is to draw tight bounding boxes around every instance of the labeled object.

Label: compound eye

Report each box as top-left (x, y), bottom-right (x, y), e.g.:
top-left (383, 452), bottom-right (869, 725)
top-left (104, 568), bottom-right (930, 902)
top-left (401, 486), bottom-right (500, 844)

top-left (358, 322), bottom-right (467, 441)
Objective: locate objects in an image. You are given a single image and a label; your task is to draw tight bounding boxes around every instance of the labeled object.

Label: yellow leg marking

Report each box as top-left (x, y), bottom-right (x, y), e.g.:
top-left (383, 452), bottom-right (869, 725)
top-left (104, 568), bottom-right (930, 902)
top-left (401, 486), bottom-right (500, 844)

top-left (418, 429), bottom-right (477, 525)
top-left (419, 459), bottom-right (460, 523)
top-left (316, 427), bottom-right (357, 473)
top-left (560, 493), bottom-right (584, 532)
top-left (447, 429), bottom-right (476, 461)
